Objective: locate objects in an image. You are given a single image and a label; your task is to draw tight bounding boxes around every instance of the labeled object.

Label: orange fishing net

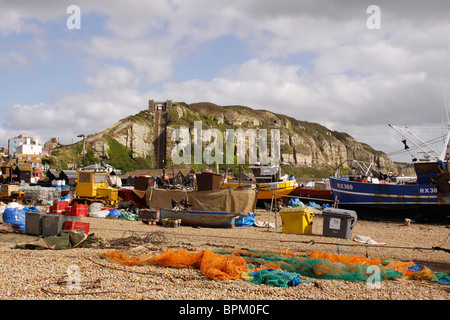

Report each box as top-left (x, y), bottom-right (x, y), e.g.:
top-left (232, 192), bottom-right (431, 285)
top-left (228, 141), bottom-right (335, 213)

top-left (100, 248), bottom-right (247, 280)
top-left (308, 252), bottom-right (382, 266)
top-left (382, 260), bottom-right (415, 276)
top-left (382, 260), bottom-right (435, 280)
top-left (99, 248), bottom-right (436, 282)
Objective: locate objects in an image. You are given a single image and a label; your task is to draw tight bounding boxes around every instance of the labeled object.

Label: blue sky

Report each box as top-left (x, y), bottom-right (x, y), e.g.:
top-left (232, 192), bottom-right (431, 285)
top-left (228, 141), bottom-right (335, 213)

top-left (173, 35), bottom-right (252, 82)
top-left (1, 0), bottom-right (450, 163)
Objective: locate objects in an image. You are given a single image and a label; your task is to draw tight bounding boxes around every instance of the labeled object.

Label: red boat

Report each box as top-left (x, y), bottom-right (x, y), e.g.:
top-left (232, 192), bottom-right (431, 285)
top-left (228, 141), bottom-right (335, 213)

top-left (290, 180), bottom-right (333, 201)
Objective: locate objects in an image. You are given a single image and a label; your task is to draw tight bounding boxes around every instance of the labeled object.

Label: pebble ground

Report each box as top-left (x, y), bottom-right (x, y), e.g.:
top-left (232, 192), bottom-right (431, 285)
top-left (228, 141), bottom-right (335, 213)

top-left (0, 209), bottom-right (448, 301)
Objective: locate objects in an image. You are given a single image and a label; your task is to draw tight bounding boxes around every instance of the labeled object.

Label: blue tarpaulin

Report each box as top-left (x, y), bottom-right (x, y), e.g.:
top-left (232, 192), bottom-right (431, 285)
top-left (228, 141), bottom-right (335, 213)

top-left (3, 207), bottom-right (26, 231)
top-left (106, 207), bottom-right (121, 218)
top-left (236, 212), bottom-right (255, 227)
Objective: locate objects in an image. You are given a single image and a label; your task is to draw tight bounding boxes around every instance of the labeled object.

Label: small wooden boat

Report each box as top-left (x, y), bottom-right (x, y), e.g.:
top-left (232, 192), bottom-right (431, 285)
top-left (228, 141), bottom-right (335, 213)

top-left (159, 208), bottom-right (247, 228)
top-left (290, 180), bottom-right (333, 201)
top-left (221, 164), bottom-right (298, 200)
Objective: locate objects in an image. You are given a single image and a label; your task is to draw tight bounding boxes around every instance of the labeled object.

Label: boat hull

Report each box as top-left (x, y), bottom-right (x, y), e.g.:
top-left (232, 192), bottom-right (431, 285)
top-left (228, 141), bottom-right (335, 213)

top-left (329, 176), bottom-right (450, 220)
top-left (221, 180), bottom-right (297, 200)
top-left (290, 187), bottom-right (333, 201)
top-left (159, 208), bottom-right (245, 228)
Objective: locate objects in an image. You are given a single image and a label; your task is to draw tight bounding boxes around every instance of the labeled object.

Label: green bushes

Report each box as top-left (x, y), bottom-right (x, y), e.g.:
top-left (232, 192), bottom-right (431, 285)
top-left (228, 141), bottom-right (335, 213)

top-left (107, 138), bottom-right (152, 172)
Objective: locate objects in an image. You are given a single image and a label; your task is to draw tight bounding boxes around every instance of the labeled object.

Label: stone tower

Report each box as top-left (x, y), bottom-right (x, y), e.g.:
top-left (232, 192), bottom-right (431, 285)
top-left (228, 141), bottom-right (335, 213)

top-left (149, 100), bottom-right (172, 169)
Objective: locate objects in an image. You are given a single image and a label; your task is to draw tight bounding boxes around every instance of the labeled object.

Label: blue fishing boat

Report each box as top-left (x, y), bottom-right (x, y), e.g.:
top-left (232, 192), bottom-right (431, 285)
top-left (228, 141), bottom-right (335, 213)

top-left (330, 124), bottom-right (450, 221)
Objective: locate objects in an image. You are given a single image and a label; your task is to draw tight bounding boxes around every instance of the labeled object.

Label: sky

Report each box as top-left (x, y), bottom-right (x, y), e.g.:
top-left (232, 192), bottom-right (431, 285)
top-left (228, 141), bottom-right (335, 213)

top-left (1, 0), bottom-right (450, 163)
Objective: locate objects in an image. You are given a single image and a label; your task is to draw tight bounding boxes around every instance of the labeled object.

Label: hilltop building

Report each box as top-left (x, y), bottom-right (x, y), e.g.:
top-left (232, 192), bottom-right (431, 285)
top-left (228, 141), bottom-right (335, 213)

top-left (8, 134), bottom-right (42, 158)
top-left (42, 137), bottom-right (60, 156)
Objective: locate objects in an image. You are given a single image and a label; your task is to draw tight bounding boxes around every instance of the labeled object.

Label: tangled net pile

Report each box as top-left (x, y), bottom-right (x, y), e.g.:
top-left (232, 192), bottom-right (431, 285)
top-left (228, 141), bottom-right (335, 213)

top-left (99, 248), bottom-right (450, 287)
top-left (107, 231), bottom-right (167, 248)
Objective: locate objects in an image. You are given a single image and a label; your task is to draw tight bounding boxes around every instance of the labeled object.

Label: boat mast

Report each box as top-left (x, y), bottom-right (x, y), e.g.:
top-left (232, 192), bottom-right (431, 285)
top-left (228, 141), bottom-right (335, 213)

top-left (440, 86), bottom-right (450, 161)
top-left (388, 124), bottom-right (441, 161)
top-left (439, 123), bottom-right (450, 161)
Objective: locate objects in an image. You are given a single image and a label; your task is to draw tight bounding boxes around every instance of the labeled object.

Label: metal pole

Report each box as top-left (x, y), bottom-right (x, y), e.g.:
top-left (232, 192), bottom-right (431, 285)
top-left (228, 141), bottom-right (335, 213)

top-left (268, 193), bottom-right (274, 231)
top-left (77, 134), bottom-right (86, 168)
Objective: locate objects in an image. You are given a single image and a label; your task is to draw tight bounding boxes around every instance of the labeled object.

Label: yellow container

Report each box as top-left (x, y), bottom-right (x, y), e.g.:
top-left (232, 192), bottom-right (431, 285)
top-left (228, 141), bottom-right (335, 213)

top-left (279, 206), bottom-right (314, 235)
top-left (162, 218), bottom-right (181, 228)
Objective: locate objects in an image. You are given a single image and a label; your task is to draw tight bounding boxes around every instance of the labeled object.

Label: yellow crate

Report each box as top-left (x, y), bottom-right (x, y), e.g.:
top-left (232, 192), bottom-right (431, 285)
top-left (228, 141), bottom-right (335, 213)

top-left (162, 218), bottom-right (181, 228)
top-left (279, 206), bottom-right (314, 235)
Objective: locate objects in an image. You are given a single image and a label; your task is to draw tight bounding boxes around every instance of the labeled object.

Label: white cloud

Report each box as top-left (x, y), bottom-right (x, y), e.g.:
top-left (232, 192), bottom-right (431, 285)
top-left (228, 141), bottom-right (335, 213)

top-left (1, 0), bottom-right (450, 164)
top-left (84, 65), bottom-right (145, 91)
top-left (2, 86), bottom-right (147, 146)
top-left (85, 36), bottom-right (175, 85)
top-left (0, 1), bottom-right (59, 34)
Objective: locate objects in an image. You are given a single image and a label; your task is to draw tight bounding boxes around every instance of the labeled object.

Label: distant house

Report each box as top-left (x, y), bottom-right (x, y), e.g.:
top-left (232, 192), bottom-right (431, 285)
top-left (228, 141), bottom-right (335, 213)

top-left (46, 169), bottom-right (60, 181)
top-left (59, 170), bottom-right (78, 186)
top-left (42, 137), bottom-right (60, 156)
top-left (125, 169), bottom-right (152, 177)
top-left (12, 165), bottom-right (31, 184)
top-left (111, 169), bottom-right (122, 176)
top-left (118, 174), bottom-right (134, 187)
top-left (35, 169), bottom-right (59, 187)
top-left (0, 158), bottom-right (15, 182)
top-left (8, 134), bottom-right (42, 158)
top-left (15, 153), bottom-right (42, 171)
top-left (82, 164), bottom-right (113, 172)
top-left (32, 168), bottom-right (43, 183)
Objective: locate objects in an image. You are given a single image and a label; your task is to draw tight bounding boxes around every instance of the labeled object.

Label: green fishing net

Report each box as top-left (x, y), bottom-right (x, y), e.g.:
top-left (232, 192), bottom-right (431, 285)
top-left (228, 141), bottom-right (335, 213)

top-left (215, 248), bottom-right (401, 282)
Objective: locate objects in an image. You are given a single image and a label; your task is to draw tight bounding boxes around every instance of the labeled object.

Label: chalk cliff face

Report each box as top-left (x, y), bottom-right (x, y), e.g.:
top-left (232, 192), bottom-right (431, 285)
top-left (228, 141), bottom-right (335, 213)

top-left (65, 101), bottom-right (408, 176)
top-left (74, 110), bottom-right (154, 160)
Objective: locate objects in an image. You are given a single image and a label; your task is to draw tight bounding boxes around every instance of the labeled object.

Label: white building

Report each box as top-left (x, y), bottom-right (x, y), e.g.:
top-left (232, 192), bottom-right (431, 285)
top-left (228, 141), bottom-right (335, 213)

top-left (8, 134), bottom-right (43, 157)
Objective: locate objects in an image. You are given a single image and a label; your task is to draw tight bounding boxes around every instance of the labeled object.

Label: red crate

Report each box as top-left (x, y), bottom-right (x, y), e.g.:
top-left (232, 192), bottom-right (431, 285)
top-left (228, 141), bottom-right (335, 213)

top-left (49, 206), bottom-right (65, 214)
top-left (49, 205), bottom-right (57, 214)
top-left (54, 201), bottom-right (70, 209)
top-left (64, 221), bottom-right (90, 234)
top-left (70, 204), bottom-right (88, 217)
top-left (50, 201), bottom-right (70, 214)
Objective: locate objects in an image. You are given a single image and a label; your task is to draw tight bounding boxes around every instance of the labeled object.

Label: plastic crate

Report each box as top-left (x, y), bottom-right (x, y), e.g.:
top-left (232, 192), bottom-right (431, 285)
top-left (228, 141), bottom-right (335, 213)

top-left (137, 209), bottom-right (159, 223)
top-left (69, 204), bottom-right (89, 217)
top-left (322, 208), bottom-right (357, 239)
top-left (162, 218), bottom-right (181, 228)
top-left (50, 201), bottom-right (70, 214)
top-left (42, 214), bottom-right (81, 236)
top-left (279, 206), bottom-right (314, 235)
top-left (64, 221), bottom-right (90, 234)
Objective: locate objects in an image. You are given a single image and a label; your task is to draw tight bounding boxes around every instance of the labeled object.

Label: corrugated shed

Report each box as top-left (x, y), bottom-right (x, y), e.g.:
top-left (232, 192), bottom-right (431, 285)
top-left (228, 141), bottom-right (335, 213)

top-left (59, 170), bottom-right (78, 186)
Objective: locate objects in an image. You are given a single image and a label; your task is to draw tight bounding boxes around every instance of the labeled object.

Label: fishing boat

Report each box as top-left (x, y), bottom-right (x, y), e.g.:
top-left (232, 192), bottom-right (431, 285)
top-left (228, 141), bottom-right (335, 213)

top-left (220, 164), bottom-right (298, 200)
top-left (159, 208), bottom-right (247, 228)
top-left (290, 179), bottom-right (333, 201)
top-left (329, 124), bottom-right (450, 221)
